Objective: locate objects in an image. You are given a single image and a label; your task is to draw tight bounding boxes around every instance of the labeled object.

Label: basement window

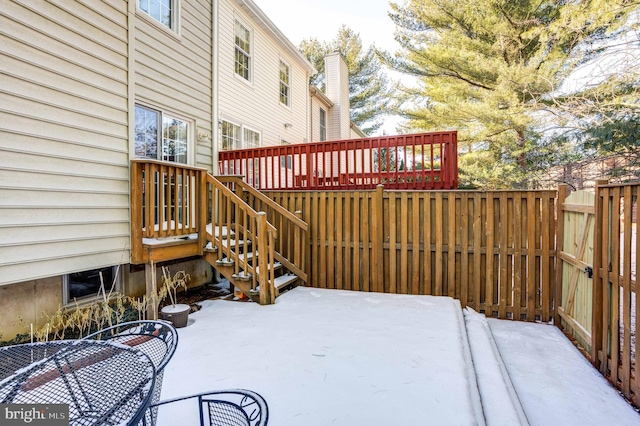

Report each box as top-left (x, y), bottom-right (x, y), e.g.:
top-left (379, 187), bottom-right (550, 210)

top-left (63, 266), bottom-right (123, 305)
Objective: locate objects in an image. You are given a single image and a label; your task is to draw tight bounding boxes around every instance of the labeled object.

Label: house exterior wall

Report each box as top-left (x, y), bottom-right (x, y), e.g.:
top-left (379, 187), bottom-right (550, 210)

top-left (216, 0), bottom-right (312, 150)
top-left (309, 93), bottom-right (332, 143)
top-left (0, 0), bottom-right (131, 286)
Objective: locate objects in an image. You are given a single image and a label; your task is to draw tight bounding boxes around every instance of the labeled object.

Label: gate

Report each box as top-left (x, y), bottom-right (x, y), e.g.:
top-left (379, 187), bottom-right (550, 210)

top-left (556, 186), bottom-right (595, 351)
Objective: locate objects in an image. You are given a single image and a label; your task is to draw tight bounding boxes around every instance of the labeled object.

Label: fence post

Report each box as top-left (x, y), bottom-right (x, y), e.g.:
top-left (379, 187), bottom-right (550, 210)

top-left (554, 185), bottom-right (568, 327)
top-left (591, 179), bottom-right (608, 368)
top-left (294, 211), bottom-right (303, 272)
top-left (372, 184), bottom-right (385, 292)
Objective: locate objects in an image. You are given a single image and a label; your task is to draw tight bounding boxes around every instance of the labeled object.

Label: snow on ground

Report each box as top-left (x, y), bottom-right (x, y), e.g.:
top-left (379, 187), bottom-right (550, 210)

top-left (158, 287), bottom-right (640, 425)
top-left (159, 287), bottom-right (483, 425)
top-left (488, 318), bottom-right (640, 426)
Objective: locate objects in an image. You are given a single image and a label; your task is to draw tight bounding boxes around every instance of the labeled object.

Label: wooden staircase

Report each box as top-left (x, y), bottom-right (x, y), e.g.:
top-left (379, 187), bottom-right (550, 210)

top-left (130, 161), bottom-right (308, 306)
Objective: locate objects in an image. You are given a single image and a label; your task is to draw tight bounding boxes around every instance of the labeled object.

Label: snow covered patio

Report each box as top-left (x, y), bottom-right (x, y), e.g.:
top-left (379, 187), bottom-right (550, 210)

top-left (158, 288), bottom-right (639, 425)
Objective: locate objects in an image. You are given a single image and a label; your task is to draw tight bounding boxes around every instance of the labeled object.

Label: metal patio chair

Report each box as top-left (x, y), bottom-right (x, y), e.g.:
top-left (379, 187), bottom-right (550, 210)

top-left (84, 320), bottom-right (178, 425)
top-left (146, 389), bottom-right (269, 426)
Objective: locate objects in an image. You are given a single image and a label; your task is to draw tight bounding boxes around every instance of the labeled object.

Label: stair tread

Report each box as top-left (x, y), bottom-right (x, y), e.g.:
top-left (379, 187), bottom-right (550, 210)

top-left (207, 224), bottom-right (235, 238)
top-left (274, 274), bottom-right (298, 289)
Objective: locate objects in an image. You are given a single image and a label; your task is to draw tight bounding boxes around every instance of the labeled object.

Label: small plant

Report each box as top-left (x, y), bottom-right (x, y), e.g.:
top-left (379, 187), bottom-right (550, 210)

top-left (158, 267), bottom-right (190, 308)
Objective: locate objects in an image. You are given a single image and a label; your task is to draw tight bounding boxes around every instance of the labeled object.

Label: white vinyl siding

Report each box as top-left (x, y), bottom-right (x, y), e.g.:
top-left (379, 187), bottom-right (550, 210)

top-left (0, 0), bottom-right (130, 285)
top-left (135, 0), bottom-right (213, 169)
top-left (219, 0), bottom-right (310, 147)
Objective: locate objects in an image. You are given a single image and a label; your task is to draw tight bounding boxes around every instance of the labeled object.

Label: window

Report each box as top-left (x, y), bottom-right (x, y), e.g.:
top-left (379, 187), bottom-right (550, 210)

top-left (280, 140), bottom-right (292, 169)
top-left (243, 127), bottom-right (261, 148)
top-left (234, 20), bottom-right (251, 81)
top-left (279, 61), bottom-right (290, 106)
top-left (220, 121), bottom-right (260, 150)
top-left (138, 0), bottom-right (175, 29)
top-left (135, 105), bottom-right (189, 164)
top-left (319, 108), bottom-right (327, 141)
top-left (64, 266), bottom-right (122, 304)
top-left (221, 121), bottom-right (240, 150)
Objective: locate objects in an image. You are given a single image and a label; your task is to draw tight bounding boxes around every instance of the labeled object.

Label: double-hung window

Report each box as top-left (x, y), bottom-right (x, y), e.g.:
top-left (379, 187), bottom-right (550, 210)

top-left (235, 20), bottom-right (251, 81)
top-left (220, 121), bottom-right (261, 150)
top-left (279, 61), bottom-right (290, 106)
top-left (138, 0), bottom-right (176, 30)
top-left (135, 105), bottom-right (189, 164)
top-left (319, 108), bottom-right (327, 141)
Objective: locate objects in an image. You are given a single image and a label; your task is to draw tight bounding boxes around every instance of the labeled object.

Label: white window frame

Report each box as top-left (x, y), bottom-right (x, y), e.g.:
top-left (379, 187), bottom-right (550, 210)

top-left (220, 120), bottom-right (241, 151)
top-left (137, 0), bottom-right (181, 32)
top-left (135, 104), bottom-right (193, 165)
top-left (234, 19), bottom-right (252, 83)
top-left (279, 60), bottom-right (291, 107)
top-left (63, 266), bottom-right (123, 306)
top-left (319, 107), bottom-right (327, 141)
top-left (242, 126), bottom-right (261, 149)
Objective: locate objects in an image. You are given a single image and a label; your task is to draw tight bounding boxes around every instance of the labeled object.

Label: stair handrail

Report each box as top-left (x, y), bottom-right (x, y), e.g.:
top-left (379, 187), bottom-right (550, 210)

top-left (214, 175), bottom-right (308, 283)
top-left (206, 174), bottom-right (277, 304)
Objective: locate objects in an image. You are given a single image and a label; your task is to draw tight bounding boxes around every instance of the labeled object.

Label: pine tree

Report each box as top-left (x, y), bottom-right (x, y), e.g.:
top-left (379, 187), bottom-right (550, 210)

top-left (385, 0), bottom-right (638, 188)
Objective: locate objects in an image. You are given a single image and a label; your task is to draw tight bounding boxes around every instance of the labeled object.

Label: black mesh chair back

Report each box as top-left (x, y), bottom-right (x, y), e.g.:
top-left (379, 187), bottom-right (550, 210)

top-left (84, 320), bottom-right (178, 425)
top-left (147, 389), bottom-right (268, 426)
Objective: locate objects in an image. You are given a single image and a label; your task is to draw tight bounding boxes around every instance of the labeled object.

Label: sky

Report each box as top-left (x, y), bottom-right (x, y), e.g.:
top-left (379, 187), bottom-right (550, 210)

top-left (253, 0), bottom-right (400, 52)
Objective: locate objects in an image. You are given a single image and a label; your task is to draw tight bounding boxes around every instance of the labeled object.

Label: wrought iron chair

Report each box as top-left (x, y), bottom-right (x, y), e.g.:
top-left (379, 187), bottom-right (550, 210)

top-left (83, 320), bottom-right (178, 425)
top-left (146, 389), bottom-right (269, 426)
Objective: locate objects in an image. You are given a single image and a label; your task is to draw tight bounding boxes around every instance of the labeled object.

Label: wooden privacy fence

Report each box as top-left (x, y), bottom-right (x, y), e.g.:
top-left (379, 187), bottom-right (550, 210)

top-left (265, 187), bottom-right (557, 321)
top-left (591, 181), bottom-right (639, 405)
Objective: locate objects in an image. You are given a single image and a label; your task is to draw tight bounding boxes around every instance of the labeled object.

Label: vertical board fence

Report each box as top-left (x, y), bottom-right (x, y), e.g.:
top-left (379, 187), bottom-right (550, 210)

top-left (265, 187), bottom-right (557, 321)
top-left (592, 181), bottom-right (639, 404)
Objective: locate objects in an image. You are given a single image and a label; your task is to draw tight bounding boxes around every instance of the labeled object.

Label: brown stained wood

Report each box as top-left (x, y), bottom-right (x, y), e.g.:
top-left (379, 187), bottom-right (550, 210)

top-left (473, 194), bottom-right (482, 311)
top-left (435, 193), bottom-right (444, 296)
top-left (460, 193), bottom-right (469, 309)
top-left (353, 193), bottom-right (361, 291)
top-left (319, 193), bottom-right (327, 289)
top-left (499, 192), bottom-right (509, 318)
top-left (600, 186), bottom-right (611, 375)
top-left (326, 192), bottom-right (342, 288)
top-left (374, 185), bottom-right (385, 293)
top-left (310, 193), bottom-right (319, 287)
top-left (424, 194), bottom-right (432, 295)
top-left (621, 185), bottom-right (632, 397)
top-left (362, 194), bottom-right (370, 292)
top-left (610, 187), bottom-right (621, 385)
top-left (144, 164), bottom-right (154, 238)
top-left (526, 194), bottom-right (537, 321)
top-left (636, 184), bottom-right (640, 396)
top-left (400, 192), bottom-right (409, 294)
top-left (541, 194), bottom-right (551, 322)
top-left (344, 193), bottom-right (352, 291)
top-left (389, 193), bottom-right (398, 293)
top-left (336, 192), bottom-right (344, 290)
top-left (412, 192), bottom-right (421, 295)
top-left (486, 194), bottom-right (495, 315)
top-left (448, 193), bottom-right (456, 298)
top-left (130, 163), bottom-right (143, 264)
top-left (513, 193), bottom-right (522, 321)
top-left (555, 185), bottom-right (568, 326)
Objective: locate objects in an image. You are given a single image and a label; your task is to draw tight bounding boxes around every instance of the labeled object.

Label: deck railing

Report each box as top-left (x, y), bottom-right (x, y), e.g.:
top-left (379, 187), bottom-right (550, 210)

top-left (218, 131), bottom-right (458, 191)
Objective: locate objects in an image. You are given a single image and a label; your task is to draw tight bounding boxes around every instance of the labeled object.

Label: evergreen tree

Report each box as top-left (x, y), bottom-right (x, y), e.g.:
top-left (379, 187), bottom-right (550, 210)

top-left (300, 26), bottom-right (391, 135)
top-left (384, 0), bottom-right (638, 188)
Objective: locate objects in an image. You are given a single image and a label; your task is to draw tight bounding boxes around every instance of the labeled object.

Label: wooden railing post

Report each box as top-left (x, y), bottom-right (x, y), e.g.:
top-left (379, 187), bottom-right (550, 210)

top-left (372, 184), bottom-right (385, 292)
top-left (130, 162), bottom-right (143, 264)
top-left (555, 184), bottom-right (568, 327)
top-left (591, 179), bottom-right (608, 368)
top-left (197, 169), bottom-right (207, 255)
top-left (294, 211), bottom-right (303, 271)
top-left (256, 212), bottom-right (271, 305)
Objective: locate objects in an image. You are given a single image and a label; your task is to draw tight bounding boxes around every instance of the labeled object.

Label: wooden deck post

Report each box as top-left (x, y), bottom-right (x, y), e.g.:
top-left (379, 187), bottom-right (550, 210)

top-left (256, 212), bottom-right (270, 305)
top-left (554, 184), bottom-right (568, 327)
top-left (145, 260), bottom-right (158, 320)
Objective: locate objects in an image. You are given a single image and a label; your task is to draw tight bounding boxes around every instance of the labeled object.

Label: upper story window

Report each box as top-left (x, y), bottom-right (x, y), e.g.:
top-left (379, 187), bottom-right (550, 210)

top-left (279, 61), bottom-right (290, 106)
top-left (235, 20), bottom-right (251, 81)
top-left (138, 0), bottom-right (175, 29)
top-left (220, 121), bottom-right (261, 150)
top-left (319, 108), bottom-right (327, 141)
top-left (135, 105), bottom-right (189, 164)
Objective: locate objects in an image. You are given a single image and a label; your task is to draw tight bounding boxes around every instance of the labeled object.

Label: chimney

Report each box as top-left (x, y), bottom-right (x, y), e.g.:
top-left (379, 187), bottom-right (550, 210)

top-left (324, 51), bottom-right (350, 140)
